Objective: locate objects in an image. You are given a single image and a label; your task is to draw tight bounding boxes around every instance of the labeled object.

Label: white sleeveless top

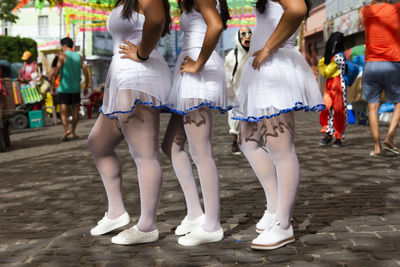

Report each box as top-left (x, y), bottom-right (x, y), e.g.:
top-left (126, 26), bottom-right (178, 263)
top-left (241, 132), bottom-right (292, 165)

top-left (165, 2), bottom-right (229, 114)
top-left (107, 5), bottom-right (144, 56)
top-left (250, 1), bottom-right (298, 55)
top-left (100, 5), bottom-right (172, 119)
top-left (180, 4), bottom-right (220, 50)
top-left (231, 1), bottom-right (324, 122)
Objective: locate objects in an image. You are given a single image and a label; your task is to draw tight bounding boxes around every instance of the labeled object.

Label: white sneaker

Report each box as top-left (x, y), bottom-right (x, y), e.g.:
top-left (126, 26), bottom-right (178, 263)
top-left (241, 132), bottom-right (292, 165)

top-left (178, 227), bottom-right (223, 246)
top-left (90, 212), bottom-right (130, 236)
top-left (175, 214), bottom-right (205, 236)
top-left (111, 225), bottom-right (159, 245)
top-left (256, 210), bottom-right (276, 233)
top-left (251, 221), bottom-right (295, 250)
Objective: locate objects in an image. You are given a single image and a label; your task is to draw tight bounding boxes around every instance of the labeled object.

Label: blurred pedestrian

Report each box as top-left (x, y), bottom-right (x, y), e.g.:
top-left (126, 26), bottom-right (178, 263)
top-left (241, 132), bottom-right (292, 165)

top-left (18, 51), bottom-right (38, 85)
top-left (224, 26), bottom-right (252, 155)
top-left (361, 0), bottom-right (400, 156)
top-left (318, 32), bottom-right (348, 147)
top-left (51, 37), bottom-right (89, 141)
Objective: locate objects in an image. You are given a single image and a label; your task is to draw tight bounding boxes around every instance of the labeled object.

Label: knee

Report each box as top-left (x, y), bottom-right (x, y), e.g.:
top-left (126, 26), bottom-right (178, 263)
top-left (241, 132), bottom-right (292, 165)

top-left (87, 133), bottom-right (97, 154)
top-left (268, 144), bottom-right (297, 163)
top-left (188, 146), bottom-right (209, 165)
top-left (238, 139), bottom-right (253, 155)
top-left (87, 133), bottom-right (107, 157)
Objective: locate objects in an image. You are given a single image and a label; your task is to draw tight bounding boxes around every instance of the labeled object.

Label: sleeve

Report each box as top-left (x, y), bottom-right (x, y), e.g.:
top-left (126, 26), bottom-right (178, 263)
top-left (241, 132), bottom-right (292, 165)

top-left (224, 50), bottom-right (235, 89)
top-left (334, 53), bottom-right (346, 75)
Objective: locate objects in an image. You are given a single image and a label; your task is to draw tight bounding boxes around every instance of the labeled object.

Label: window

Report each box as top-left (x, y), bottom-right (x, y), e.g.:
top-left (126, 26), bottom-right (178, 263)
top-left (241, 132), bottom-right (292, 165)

top-left (38, 15), bottom-right (48, 37)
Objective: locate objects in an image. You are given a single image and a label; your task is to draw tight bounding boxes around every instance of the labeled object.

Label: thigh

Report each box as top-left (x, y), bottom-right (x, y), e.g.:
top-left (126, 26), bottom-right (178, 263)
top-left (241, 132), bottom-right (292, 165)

top-left (58, 93), bottom-right (71, 105)
top-left (118, 103), bottom-right (160, 158)
top-left (88, 113), bottom-right (124, 154)
top-left (183, 107), bottom-right (212, 147)
top-left (71, 93), bottom-right (81, 105)
top-left (262, 112), bottom-right (295, 154)
top-left (383, 62), bottom-right (400, 103)
top-left (362, 62), bottom-right (384, 103)
top-left (239, 120), bottom-right (265, 149)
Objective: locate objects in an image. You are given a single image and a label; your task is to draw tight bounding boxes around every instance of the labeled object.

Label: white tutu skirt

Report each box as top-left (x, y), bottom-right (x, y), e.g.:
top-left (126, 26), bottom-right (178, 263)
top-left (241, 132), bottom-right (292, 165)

top-left (100, 50), bottom-right (172, 119)
top-left (166, 48), bottom-right (230, 115)
top-left (232, 47), bottom-right (325, 122)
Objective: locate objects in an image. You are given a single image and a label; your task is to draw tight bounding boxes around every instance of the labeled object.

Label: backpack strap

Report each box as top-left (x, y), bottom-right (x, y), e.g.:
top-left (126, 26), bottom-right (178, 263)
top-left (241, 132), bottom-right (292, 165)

top-left (232, 48), bottom-right (239, 78)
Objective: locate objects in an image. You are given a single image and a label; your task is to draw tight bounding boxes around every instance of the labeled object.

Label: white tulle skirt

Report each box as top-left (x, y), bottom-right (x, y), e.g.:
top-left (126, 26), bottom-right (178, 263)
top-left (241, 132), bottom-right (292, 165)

top-left (165, 48), bottom-right (230, 115)
top-left (100, 50), bottom-right (172, 119)
top-left (232, 47), bottom-right (325, 122)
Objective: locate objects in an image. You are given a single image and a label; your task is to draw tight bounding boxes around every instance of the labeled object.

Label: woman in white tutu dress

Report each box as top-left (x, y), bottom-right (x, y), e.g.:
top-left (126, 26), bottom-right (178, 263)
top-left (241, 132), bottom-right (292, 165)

top-left (161, 0), bottom-right (230, 246)
top-left (88, 0), bottom-right (172, 245)
top-left (232, 0), bottom-right (324, 250)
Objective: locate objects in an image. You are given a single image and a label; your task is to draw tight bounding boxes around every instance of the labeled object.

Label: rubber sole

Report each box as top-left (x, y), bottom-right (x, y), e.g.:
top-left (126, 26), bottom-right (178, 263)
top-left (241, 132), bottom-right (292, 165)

top-left (90, 220), bottom-right (130, 236)
top-left (251, 236), bottom-right (295, 250)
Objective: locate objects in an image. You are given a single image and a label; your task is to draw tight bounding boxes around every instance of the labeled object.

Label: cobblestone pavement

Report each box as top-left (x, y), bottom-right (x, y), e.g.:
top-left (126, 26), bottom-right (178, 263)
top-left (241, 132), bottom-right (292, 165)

top-left (1, 111), bottom-right (399, 267)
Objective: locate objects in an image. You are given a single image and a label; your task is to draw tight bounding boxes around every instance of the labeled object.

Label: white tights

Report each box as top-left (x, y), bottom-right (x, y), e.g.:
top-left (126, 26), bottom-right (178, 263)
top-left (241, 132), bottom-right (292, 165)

top-left (162, 108), bottom-right (221, 232)
top-left (88, 104), bottom-right (162, 232)
top-left (239, 112), bottom-right (299, 229)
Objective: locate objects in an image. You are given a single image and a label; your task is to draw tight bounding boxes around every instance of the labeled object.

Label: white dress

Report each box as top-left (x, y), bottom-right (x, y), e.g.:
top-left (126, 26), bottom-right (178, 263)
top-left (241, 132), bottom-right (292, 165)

top-left (232, 1), bottom-right (324, 122)
top-left (166, 6), bottom-right (229, 115)
top-left (100, 5), bottom-right (172, 119)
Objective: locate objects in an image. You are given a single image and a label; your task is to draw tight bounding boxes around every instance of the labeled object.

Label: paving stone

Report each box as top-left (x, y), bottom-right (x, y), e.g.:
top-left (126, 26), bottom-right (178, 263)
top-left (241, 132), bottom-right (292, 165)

top-left (1, 112), bottom-right (399, 265)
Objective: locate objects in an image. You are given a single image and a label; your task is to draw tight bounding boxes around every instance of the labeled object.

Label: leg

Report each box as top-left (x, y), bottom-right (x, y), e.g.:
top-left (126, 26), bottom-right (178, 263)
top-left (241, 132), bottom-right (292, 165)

top-left (320, 83), bottom-right (334, 141)
top-left (262, 112), bottom-right (299, 230)
top-left (161, 113), bottom-right (203, 220)
top-left (118, 104), bottom-right (162, 232)
top-left (368, 102), bottom-right (381, 155)
top-left (183, 108), bottom-right (220, 232)
top-left (60, 103), bottom-right (70, 140)
top-left (332, 79), bottom-right (346, 140)
top-left (70, 103), bottom-right (80, 137)
top-left (384, 102), bottom-right (400, 149)
top-left (239, 121), bottom-right (278, 214)
top-left (87, 114), bottom-right (125, 218)
top-left (228, 110), bottom-right (241, 154)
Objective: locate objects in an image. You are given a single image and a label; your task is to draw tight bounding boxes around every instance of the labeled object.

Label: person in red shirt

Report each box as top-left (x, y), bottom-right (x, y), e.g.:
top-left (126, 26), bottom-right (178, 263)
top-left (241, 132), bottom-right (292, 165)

top-left (361, 0), bottom-right (400, 156)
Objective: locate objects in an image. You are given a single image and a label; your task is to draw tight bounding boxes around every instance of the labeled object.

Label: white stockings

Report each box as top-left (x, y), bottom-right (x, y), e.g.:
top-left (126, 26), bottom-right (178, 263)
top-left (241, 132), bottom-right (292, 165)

top-left (239, 112), bottom-right (299, 229)
top-left (162, 108), bottom-right (221, 232)
top-left (88, 104), bottom-right (162, 232)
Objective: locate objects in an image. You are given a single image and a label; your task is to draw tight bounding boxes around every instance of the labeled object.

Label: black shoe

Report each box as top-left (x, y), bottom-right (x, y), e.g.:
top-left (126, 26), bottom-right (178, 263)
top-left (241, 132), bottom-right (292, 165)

top-left (331, 139), bottom-right (342, 147)
top-left (319, 136), bottom-right (333, 146)
top-left (231, 142), bottom-right (242, 155)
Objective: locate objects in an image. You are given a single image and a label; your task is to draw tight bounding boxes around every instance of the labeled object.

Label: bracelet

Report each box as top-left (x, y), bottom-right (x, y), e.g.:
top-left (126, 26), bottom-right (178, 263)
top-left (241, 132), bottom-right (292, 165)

top-left (137, 50), bottom-right (149, 61)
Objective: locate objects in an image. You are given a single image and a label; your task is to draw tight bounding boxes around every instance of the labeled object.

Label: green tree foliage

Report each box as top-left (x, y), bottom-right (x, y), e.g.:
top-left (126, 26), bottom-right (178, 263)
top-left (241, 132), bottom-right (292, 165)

top-left (0, 0), bottom-right (18, 23)
top-left (0, 36), bottom-right (38, 63)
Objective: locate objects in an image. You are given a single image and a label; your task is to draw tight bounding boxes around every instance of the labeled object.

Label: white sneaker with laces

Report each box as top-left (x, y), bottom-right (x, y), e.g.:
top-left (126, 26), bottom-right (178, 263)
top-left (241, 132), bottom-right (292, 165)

top-left (178, 227), bottom-right (223, 246)
top-left (175, 214), bottom-right (205, 236)
top-left (256, 210), bottom-right (276, 233)
top-left (111, 225), bottom-right (159, 245)
top-left (90, 212), bottom-right (130, 236)
top-left (251, 221), bottom-right (295, 250)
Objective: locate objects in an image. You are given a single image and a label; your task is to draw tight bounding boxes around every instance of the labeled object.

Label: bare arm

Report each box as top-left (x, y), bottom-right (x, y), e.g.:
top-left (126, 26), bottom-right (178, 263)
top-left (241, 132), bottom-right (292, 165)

top-left (81, 55), bottom-right (89, 95)
top-left (180, 0), bottom-right (223, 74)
top-left (119, 0), bottom-right (166, 62)
top-left (252, 0), bottom-right (308, 70)
top-left (50, 53), bottom-right (65, 93)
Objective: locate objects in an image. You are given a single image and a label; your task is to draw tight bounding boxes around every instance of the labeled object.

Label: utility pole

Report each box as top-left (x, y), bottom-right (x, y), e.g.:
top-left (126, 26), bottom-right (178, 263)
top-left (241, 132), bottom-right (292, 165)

top-left (59, 8), bottom-right (62, 40)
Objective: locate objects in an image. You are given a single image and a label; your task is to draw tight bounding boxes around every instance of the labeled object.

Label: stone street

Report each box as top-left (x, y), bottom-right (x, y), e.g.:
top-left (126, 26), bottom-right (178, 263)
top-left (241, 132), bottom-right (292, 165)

top-left (0, 111), bottom-right (399, 266)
